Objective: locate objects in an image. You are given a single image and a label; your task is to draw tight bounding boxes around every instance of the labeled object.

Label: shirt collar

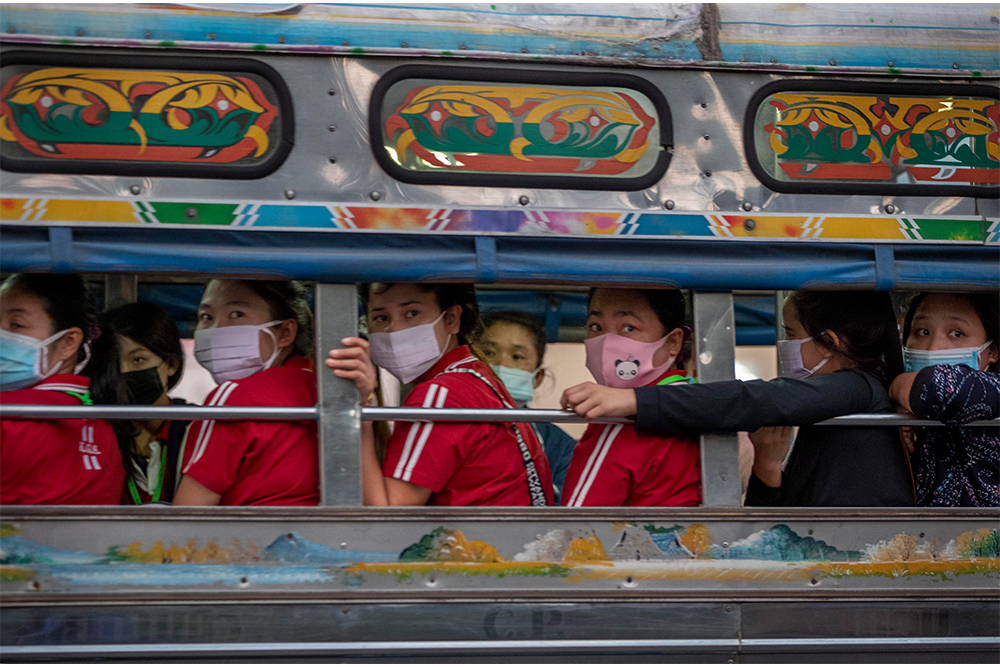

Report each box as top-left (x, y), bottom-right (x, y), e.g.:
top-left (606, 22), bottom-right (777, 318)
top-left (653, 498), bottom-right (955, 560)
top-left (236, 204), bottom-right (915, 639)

top-left (32, 374), bottom-right (90, 393)
top-left (419, 345), bottom-right (474, 383)
top-left (648, 368), bottom-right (688, 386)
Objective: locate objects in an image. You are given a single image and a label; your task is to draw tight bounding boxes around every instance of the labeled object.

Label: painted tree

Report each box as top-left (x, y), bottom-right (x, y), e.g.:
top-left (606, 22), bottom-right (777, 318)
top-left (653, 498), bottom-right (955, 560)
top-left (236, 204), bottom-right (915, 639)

top-left (680, 524), bottom-right (714, 559)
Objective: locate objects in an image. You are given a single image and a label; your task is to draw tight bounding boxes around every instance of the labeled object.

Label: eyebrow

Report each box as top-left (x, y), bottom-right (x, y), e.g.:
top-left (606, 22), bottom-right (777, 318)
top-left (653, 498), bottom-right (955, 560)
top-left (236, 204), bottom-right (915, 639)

top-left (125, 346), bottom-right (150, 356)
top-left (913, 314), bottom-right (972, 325)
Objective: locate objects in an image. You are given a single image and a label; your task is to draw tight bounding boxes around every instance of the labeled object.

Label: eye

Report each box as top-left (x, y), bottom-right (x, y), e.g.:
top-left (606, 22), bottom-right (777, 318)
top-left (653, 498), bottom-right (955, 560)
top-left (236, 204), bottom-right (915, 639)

top-left (405, 309), bottom-right (420, 319)
top-left (949, 329), bottom-right (966, 339)
top-left (198, 312), bottom-right (212, 323)
top-left (513, 354), bottom-right (525, 361)
top-left (588, 323), bottom-right (602, 333)
top-left (132, 355), bottom-right (147, 365)
top-left (914, 328), bottom-right (930, 337)
top-left (621, 324), bottom-right (635, 333)
top-left (228, 310), bottom-right (245, 320)
top-left (482, 348), bottom-right (496, 359)
top-left (371, 314), bottom-right (387, 324)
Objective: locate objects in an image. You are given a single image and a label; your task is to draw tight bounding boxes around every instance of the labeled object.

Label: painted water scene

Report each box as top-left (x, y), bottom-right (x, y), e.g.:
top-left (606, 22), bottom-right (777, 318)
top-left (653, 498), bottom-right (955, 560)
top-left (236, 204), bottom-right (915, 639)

top-left (2, 521), bottom-right (997, 591)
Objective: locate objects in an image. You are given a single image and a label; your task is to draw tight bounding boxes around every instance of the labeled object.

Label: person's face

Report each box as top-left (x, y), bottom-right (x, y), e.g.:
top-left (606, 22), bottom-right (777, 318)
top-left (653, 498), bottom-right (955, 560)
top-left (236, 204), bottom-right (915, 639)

top-left (480, 322), bottom-right (542, 386)
top-left (782, 297), bottom-right (833, 373)
top-left (906, 293), bottom-right (998, 370)
top-left (367, 283), bottom-right (460, 351)
top-left (0, 286), bottom-right (80, 374)
top-left (118, 334), bottom-right (178, 400)
top-left (197, 280), bottom-right (289, 363)
top-left (587, 288), bottom-right (679, 367)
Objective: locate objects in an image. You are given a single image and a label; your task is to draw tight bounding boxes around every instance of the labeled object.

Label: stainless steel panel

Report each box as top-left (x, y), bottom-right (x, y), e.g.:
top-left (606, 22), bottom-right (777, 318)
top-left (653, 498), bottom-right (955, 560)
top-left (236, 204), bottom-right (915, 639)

top-left (693, 292), bottom-right (741, 507)
top-left (315, 283), bottom-right (361, 506)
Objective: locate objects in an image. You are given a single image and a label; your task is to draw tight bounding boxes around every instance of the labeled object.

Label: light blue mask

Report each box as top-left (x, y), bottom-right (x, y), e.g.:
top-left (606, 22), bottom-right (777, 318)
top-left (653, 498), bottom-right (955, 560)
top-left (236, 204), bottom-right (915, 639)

top-left (902, 341), bottom-right (993, 374)
top-left (0, 328), bottom-right (70, 391)
top-left (491, 364), bottom-right (539, 404)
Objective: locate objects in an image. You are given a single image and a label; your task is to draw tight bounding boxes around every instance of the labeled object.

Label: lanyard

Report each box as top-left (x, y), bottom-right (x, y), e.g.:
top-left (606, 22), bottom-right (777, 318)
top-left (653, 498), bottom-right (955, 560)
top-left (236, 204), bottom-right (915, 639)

top-left (435, 367), bottom-right (549, 507)
top-left (127, 444), bottom-right (167, 505)
top-left (656, 373), bottom-right (694, 386)
top-left (61, 390), bottom-right (94, 405)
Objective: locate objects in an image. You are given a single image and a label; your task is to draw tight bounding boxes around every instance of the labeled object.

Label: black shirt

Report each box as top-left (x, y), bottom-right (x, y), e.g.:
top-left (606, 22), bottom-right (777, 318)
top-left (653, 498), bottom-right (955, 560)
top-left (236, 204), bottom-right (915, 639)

top-left (634, 369), bottom-right (913, 507)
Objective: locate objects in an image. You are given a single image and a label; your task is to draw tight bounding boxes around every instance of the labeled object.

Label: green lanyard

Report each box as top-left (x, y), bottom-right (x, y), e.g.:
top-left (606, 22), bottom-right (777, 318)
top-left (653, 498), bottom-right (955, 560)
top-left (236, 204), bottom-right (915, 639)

top-left (656, 373), bottom-right (695, 386)
top-left (62, 391), bottom-right (93, 405)
top-left (127, 444), bottom-right (167, 505)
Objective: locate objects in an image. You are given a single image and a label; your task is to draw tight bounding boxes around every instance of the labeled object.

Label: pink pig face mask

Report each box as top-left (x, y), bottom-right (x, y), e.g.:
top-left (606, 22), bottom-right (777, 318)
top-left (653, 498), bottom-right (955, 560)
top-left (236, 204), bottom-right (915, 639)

top-left (584, 333), bottom-right (679, 388)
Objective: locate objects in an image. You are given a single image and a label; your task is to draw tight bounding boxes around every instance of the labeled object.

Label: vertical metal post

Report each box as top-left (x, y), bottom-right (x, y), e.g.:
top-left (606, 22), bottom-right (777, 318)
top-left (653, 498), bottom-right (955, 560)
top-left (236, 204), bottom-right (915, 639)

top-left (104, 274), bottom-right (138, 310)
top-left (693, 291), bottom-right (741, 507)
top-left (314, 283), bottom-right (362, 505)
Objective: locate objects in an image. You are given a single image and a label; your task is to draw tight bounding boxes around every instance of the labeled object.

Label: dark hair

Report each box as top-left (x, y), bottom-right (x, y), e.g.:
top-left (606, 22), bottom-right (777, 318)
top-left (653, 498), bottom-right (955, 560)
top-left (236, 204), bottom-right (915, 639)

top-left (790, 290), bottom-right (903, 387)
top-left (902, 292), bottom-right (999, 373)
top-left (362, 283), bottom-right (484, 346)
top-left (482, 311), bottom-right (547, 369)
top-left (587, 287), bottom-right (689, 368)
top-left (99, 302), bottom-right (185, 391)
top-left (236, 280), bottom-right (314, 359)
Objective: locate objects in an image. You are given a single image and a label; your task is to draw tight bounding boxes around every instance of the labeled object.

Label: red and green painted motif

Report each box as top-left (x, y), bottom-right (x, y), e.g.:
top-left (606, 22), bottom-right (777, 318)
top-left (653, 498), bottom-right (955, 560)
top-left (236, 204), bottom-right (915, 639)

top-left (383, 83), bottom-right (660, 176)
top-left (0, 67), bottom-right (279, 163)
top-left (756, 92), bottom-right (999, 186)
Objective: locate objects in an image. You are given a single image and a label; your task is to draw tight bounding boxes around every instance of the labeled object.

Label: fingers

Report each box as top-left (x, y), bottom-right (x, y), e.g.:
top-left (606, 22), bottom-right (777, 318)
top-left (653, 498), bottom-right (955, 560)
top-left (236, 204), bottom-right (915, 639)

top-left (561, 382), bottom-right (597, 411)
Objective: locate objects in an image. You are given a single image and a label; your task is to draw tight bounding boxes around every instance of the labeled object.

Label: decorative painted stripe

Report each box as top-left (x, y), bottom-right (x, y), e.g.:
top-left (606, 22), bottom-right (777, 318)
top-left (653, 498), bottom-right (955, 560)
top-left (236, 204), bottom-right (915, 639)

top-left (0, 198), bottom-right (989, 242)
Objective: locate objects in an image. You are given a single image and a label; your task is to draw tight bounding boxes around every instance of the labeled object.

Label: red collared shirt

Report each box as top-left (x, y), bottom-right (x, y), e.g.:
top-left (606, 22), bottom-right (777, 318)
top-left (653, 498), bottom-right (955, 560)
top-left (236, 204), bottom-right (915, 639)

top-left (382, 345), bottom-right (554, 506)
top-left (561, 370), bottom-right (702, 507)
top-left (1, 375), bottom-right (125, 505)
top-left (181, 357), bottom-right (319, 506)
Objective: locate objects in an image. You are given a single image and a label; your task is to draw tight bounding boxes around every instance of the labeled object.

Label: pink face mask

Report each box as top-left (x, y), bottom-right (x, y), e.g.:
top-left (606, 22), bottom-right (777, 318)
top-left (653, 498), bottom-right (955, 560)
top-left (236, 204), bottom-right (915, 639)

top-left (584, 333), bottom-right (675, 388)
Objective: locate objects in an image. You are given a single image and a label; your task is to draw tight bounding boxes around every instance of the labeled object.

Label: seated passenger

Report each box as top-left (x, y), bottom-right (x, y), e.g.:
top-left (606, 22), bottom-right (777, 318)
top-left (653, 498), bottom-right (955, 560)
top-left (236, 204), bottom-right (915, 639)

top-left (100, 302), bottom-right (188, 504)
top-left (174, 279), bottom-right (318, 506)
top-left (889, 292), bottom-right (999, 507)
top-left (1, 273), bottom-right (126, 504)
top-left (328, 283), bottom-right (554, 506)
top-left (479, 311), bottom-right (577, 504)
top-left (562, 290), bottom-right (914, 507)
top-left (559, 288), bottom-right (701, 507)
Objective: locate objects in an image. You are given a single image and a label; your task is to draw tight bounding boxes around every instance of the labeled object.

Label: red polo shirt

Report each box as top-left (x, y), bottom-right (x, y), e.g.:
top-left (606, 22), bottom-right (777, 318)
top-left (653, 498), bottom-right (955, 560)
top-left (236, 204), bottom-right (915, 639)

top-left (181, 357), bottom-right (319, 506)
top-left (1, 375), bottom-right (125, 505)
top-left (383, 345), bottom-right (554, 506)
top-left (561, 371), bottom-right (702, 507)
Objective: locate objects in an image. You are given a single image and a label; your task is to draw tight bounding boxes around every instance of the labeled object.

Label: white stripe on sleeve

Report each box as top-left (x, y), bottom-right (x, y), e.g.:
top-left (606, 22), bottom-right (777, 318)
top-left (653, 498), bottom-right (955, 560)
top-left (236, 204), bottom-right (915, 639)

top-left (570, 424), bottom-right (623, 507)
top-left (183, 381), bottom-right (238, 472)
top-left (392, 384), bottom-right (438, 479)
top-left (402, 386), bottom-right (448, 482)
top-left (565, 425), bottom-right (614, 507)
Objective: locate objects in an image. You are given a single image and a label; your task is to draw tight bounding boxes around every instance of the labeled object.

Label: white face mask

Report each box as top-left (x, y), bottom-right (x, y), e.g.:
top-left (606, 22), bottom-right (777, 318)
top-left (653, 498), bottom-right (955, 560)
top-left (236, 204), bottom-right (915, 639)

top-left (903, 341), bottom-right (993, 374)
top-left (194, 320), bottom-right (283, 384)
top-left (368, 311), bottom-right (450, 385)
top-left (0, 328), bottom-right (73, 391)
top-left (777, 336), bottom-right (830, 380)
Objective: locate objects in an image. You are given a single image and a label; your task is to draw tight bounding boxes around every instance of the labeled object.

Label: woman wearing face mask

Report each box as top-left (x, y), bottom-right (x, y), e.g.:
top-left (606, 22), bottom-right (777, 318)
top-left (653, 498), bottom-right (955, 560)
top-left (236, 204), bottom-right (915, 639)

top-left (174, 279), bottom-right (318, 506)
top-left (327, 283), bottom-right (554, 506)
top-left (562, 290), bottom-right (913, 507)
top-left (1, 273), bottom-right (126, 504)
top-left (479, 311), bottom-right (577, 503)
top-left (558, 288), bottom-right (701, 507)
top-left (889, 292), bottom-right (998, 507)
top-left (99, 302), bottom-right (187, 505)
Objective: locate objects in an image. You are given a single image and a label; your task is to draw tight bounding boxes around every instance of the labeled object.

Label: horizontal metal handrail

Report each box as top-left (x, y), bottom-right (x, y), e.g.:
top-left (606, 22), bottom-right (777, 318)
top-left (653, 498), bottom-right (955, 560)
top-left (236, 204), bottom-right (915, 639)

top-left (0, 404), bottom-right (998, 427)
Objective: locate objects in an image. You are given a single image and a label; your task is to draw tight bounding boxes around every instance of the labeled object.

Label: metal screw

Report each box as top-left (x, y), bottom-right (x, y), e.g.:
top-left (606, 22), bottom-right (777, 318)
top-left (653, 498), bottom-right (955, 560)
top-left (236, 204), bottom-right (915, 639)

top-left (30, 581), bottom-right (41, 590)
top-left (828, 59), bottom-right (837, 66)
top-left (808, 529), bottom-right (814, 535)
top-left (328, 125), bottom-right (337, 132)
top-left (459, 44), bottom-right (467, 50)
top-left (743, 219), bottom-right (756, 231)
top-left (328, 157), bottom-right (337, 164)
top-left (208, 32), bottom-right (217, 40)
top-left (700, 102), bottom-right (707, 109)
top-left (129, 185), bottom-right (142, 195)
top-left (770, 58), bottom-right (778, 64)
top-left (76, 28), bottom-right (85, 37)
top-left (278, 35), bottom-right (286, 44)
top-left (725, 605), bottom-right (733, 612)
top-left (885, 203), bottom-right (896, 214)
top-left (520, 47), bottom-right (528, 54)
top-left (340, 542), bottom-right (348, 549)
top-left (703, 134), bottom-right (710, 141)
top-left (742, 201), bottom-right (753, 212)
top-left (370, 191), bottom-right (382, 201)
top-left (664, 200), bottom-right (675, 210)
top-left (887, 61), bottom-right (895, 67)
top-left (284, 189), bottom-right (296, 200)
top-left (144, 30), bottom-right (152, 39)
top-left (952, 63), bottom-right (960, 70)
top-left (328, 89), bottom-right (336, 96)
top-left (721, 542), bottom-right (729, 548)
top-left (185, 207), bottom-right (197, 219)
top-left (703, 170), bottom-right (712, 178)
top-left (239, 576), bottom-right (249, 584)
top-left (400, 42), bottom-right (408, 48)
top-left (919, 532), bottom-right (925, 538)
top-left (518, 195), bottom-right (530, 206)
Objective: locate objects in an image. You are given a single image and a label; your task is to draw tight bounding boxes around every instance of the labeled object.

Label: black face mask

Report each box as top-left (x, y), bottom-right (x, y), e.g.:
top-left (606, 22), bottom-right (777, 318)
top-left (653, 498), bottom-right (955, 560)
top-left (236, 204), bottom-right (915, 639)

top-left (123, 366), bottom-right (166, 405)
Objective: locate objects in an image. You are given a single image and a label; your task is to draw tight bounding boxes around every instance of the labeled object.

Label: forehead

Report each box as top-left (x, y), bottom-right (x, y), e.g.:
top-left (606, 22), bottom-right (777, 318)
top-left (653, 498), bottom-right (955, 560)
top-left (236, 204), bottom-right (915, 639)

top-left (368, 283), bottom-right (436, 308)
top-left (0, 288), bottom-right (48, 317)
top-left (590, 289), bottom-right (654, 317)
top-left (200, 280), bottom-right (267, 307)
top-left (118, 334), bottom-right (150, 353)
top-left (913, 293), bottom-right (979, 323)
top-left (482, 321), bottom-right (536, 349)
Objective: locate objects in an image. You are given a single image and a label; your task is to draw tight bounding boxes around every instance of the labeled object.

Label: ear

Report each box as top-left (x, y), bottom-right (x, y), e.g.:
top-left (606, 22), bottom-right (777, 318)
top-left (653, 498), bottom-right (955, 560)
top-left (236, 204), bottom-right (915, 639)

top-left (986, 342), bottom-right (999, 367)
top-left (442, 304), bottom-right (462, 336)
top-left (275, 319), bottom-right (298, 350)
top-left (164, 354), bottom-right (181, 379)
top-left (533, 368), bottom-right (545, 389)
top-left (817, 330), bottom-right (840, 358)
top-left (664, 326), bottom-right (685, 357)
top-left (53, 327), bottom-right (84, 364)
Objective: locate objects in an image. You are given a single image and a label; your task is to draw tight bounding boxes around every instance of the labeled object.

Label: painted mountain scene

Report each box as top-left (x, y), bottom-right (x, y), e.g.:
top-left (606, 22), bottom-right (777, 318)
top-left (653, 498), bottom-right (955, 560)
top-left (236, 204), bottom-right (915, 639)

top-left (2, 522), bottom-right (997, 590)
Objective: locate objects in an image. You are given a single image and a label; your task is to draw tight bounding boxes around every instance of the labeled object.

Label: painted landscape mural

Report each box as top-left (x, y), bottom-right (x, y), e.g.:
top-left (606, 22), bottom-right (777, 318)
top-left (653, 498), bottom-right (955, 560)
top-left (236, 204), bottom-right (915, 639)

top-left (2, 521), bottom-right (997, 590)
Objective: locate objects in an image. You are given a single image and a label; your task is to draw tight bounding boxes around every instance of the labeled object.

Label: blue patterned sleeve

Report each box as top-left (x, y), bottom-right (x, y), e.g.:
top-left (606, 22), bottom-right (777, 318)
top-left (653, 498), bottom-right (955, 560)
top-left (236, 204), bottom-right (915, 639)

top-left (909, 365), bottom-right (1000, 425)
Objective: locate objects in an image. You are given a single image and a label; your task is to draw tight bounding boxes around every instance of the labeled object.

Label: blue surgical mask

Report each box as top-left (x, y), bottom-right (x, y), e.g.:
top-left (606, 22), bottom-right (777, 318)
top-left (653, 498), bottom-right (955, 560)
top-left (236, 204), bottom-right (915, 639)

top-left (491, 364), bottom-right (539, 404)
top-left (903, 341), bottom-right (993, 374)
top-left (0, 328), bottom-right (71, 391)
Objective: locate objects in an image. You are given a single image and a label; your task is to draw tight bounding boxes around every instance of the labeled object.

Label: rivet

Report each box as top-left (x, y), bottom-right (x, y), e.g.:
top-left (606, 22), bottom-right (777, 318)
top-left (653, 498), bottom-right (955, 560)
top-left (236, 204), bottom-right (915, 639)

top-left (810, 578), bottom-right (820, 585)
top-left (6, 26), bottom-right (15, 34)
top-left (720, 473), bottom-right (727, 481)
top-left (328, 89), bottom-right (336, 96)
top-left (520, 47), bottom-right (528, 54)
top-left (328, 125), bottom-right (337, 132)
top-left (700, 102), bottom-right (707, 109)
top-left (76, 28), bottom-right (85, 37)
top-left (739, 57), bottom-right (746, 63)
top-left (885, 203), bottom-right (896, 214)
top-left (328, 157), bottom-right (337, 164)
top-left (703, 134), bottom-right (710, 141)
top-left (741, 201), bottom-right (753, 212)
top-left (770, 58), bottom-right (778, 64)
top-left (340, 542), bottom-right (348, 549)
top-left (828, 59), bottom-right (837, 66)
top-left (208, 32), bottom-right (217, 40)
top-left (664, 200), bottom-right (675, 210)
top-left (919, 532), bottom-right (925, 538)
top-left (239, 576), bottom-right (249, 585)
top-left (284, 189), bottom-right (296, 200)
top-left (952, 63), bottom-right (960, 70)
top-left (370, 191), bottom-right (382, 201)
top-left (30, 581), bottom-right (41, 590)
top-left (808, 529), bottom-right (814, 535)
top-left (721, 542), bottom-right (729, 548)
top-left (400, 42), bottom-right (408, 48)
top-left (887, 61), bottom-right (895, 67)
top-left (129, 185), bottom-right (142, 195)
top-left (743, 218), bottom-right (756, 231)
top-left (703, 170), bottom-right (712, 178)
top-left (459, 44), bottom-right (467, 50)
top-left (725, 605), bottom-right (733, 612)
top-left (185, 207), bottom-right (197, 219)
top-left (341, 40), bottom-right (350, 47)
top-left (144, 30), bottom-right (152, 39)
top-left (518, 195), bottom-right (530, 206)
top-left (278, 35), bottom-right (286, 44)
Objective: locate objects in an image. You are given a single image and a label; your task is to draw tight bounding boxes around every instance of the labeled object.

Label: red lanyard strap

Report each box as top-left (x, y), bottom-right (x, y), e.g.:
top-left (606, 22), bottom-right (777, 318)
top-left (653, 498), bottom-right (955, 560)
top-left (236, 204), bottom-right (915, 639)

top-left (434, 367), bottom-right (549, 507)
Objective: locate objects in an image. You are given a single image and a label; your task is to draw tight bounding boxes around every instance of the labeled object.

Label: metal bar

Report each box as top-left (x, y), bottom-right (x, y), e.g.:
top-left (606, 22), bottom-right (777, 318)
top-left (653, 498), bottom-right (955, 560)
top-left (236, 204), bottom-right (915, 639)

top-left (103, 273), bottom-right (138, 310)
top-left (315, 283), bottom-right (362, 506)
top-left (1, 405), bottom-right (997, 427)
top-left (693, 292), bottom-right (742, 507)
